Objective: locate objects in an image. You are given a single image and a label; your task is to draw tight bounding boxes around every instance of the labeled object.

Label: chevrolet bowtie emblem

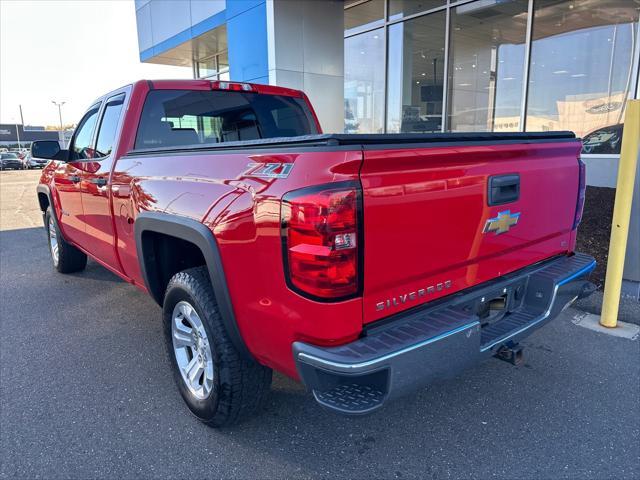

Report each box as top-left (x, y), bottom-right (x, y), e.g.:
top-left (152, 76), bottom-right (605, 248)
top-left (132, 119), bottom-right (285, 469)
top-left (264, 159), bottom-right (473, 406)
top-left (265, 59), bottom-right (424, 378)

top-left (483, 210), bottom-right (520, 235)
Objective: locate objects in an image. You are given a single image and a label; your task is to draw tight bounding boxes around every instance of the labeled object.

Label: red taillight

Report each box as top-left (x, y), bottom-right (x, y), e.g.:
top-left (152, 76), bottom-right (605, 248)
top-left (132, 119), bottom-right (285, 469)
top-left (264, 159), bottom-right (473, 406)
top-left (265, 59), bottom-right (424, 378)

top-left (573, 157), bottom-right (586, 229)
top-left (281, 182), bottom-right (362, 301)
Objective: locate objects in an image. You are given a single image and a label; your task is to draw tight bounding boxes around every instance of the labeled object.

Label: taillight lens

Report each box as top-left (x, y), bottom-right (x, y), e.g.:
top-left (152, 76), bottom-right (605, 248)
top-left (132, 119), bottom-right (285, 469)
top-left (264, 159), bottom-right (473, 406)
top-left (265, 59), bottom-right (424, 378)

top-left (573, 157), bottom-right (586, 229)
top-left (281, 182), bottom-right (362, 301)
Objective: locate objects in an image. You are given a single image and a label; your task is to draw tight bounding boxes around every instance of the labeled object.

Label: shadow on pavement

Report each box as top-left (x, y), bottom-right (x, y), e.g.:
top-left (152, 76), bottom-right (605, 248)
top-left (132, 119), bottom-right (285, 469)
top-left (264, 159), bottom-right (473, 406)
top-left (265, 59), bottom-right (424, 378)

top-left (0, 227), bottom-right (123, 285)
top-left (1, 226), bottom-right (638, 479)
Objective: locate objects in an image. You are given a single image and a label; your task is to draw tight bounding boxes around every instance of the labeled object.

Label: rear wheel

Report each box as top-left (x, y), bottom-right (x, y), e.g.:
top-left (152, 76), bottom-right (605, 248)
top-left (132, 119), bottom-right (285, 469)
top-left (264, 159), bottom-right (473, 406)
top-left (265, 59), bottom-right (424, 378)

top-left (163, 266), bottom-right (272, 427)
top-left (45, 206), bottom-right (87, 273)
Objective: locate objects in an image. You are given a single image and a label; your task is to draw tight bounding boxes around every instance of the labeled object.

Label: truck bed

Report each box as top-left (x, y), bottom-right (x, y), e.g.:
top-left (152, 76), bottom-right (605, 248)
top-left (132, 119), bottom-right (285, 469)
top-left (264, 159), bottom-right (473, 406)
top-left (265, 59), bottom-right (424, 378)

top-left (126, 131), bottom-right (577, 156)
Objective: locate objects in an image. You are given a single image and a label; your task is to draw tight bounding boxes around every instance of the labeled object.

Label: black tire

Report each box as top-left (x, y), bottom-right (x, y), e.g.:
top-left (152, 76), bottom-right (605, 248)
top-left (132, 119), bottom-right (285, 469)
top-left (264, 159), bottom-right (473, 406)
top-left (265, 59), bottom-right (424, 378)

top-left (163, 266), bottom-right (272, 427)
top-left (45, 206), bottom-right (87, 273)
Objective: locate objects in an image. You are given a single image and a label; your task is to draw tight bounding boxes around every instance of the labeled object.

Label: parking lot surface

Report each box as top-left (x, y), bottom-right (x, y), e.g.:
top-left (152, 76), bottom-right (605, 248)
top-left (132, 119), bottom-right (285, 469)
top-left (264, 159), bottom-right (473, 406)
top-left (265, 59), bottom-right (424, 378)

top-left (1, 170), bottom-right (639, 479)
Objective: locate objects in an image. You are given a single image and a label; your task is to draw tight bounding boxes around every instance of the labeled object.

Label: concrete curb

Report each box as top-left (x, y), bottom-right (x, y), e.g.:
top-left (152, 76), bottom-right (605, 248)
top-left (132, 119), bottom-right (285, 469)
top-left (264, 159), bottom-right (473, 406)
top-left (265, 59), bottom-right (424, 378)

top-left (575, 290), bottom-right (640, 326)
top-left (571, 311), bottom-right (640, 340)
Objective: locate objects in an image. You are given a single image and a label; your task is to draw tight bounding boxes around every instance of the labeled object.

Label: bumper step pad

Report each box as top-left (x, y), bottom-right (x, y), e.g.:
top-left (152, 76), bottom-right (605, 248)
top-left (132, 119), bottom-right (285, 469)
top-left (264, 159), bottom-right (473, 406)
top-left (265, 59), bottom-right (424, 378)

top-left (314, 384), bottom-right (385, 414)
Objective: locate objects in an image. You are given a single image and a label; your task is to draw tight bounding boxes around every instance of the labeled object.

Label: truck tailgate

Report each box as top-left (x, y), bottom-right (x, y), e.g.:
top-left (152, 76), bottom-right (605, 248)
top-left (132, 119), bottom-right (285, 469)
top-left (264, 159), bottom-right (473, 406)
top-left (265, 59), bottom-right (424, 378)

top-left (360, 138), bottom-right (582, 323)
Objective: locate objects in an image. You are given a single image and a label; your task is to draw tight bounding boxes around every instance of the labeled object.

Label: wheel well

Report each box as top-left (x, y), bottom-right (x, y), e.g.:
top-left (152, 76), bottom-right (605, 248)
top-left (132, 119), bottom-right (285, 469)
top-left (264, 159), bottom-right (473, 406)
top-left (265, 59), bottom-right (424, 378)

top-left (140, 231), bottom-right (207, 303)
top-left (37, 192), bottom-right (50, 212)
top-left (134, 212), bottom-right (254, 360)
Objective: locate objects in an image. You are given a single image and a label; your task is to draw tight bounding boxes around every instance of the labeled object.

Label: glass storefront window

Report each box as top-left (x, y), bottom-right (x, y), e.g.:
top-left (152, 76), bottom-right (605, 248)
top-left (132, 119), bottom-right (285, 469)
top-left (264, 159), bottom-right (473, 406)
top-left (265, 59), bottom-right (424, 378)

top-left (196, 51), bottom-right (230, 81)
top-left (218, 51), bottom-right (229, 73)
top-left (344, 28), bottom-right (386, 133)
top-left (197, 56), bottom-right (217, 79)
top-left (388, 0), bottom-right (444, 21)
top-left (345, 0), bottom-right (384, 36)
top-left (526, 0), bottom-right (639, 154)
top-left (386, 11), bottom-right (446, 133)
top-left (447, 0), bottom-right (529, 132)
top-left (343, 0), bottom-right (639, 142)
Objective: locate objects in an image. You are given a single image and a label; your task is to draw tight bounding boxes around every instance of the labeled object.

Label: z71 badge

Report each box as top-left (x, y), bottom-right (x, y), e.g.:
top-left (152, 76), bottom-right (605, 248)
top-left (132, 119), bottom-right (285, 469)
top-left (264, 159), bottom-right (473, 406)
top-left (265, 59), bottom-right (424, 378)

top-left (244, 162), bottom-right (294, 179)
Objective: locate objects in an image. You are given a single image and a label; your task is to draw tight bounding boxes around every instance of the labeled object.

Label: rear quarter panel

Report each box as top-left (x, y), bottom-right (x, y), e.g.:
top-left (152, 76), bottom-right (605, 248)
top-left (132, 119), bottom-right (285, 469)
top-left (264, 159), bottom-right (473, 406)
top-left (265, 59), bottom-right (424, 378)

top-left (210, 149), bottom-right (363, 377)
top-left (114, 148), bottom-right (363, 378)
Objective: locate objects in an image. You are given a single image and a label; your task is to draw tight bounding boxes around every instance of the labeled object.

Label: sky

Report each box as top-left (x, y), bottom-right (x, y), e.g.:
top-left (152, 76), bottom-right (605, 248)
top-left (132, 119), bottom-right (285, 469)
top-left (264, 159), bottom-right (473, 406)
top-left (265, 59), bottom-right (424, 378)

top-left (0, 0), bottom-right (191, 128)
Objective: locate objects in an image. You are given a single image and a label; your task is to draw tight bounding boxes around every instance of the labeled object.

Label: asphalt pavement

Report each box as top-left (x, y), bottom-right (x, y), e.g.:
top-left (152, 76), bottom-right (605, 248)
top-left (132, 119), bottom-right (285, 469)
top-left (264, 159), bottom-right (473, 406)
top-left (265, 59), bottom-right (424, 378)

top-left (1, 170), bottom-right (639, 479)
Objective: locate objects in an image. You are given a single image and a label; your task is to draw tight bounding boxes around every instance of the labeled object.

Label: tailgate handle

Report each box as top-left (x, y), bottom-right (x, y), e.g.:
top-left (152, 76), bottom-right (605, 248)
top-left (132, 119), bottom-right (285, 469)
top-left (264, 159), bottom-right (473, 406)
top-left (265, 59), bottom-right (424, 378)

top-left (488, 174), bottom-right (520, 206)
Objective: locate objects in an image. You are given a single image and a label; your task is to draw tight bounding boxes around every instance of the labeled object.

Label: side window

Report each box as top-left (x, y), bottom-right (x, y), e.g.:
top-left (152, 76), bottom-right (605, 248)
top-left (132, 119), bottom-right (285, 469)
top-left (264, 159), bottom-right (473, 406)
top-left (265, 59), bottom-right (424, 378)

top-left (95, 94), bottom-right (125, 158)
top-left (70, 104), bottom-right (100, 160)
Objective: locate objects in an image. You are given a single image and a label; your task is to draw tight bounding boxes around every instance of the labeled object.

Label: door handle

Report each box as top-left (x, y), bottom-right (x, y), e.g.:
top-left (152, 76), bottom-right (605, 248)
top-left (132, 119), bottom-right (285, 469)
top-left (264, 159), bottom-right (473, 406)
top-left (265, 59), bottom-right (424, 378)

top-left (69, 175), bottom-right (81, 183)
top-left (90, 177), bottom-right (108, 186)
top-left (488, 174), bottom-right (520, 206)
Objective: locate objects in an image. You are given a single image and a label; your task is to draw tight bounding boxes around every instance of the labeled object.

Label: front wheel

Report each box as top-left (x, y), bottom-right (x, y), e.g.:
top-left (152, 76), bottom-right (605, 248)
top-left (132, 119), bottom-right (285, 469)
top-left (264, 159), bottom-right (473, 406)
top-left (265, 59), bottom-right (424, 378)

top-left (45, 207), bottom-right (87, 273)
top-left (163, 266), bottom-right (272, 427)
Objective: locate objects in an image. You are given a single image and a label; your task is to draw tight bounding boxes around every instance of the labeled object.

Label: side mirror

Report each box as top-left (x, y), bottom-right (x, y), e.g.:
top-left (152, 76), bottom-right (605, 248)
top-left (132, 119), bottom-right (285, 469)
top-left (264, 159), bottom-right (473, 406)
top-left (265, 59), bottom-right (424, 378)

top-left (31, 140), bottom-right (68, 161)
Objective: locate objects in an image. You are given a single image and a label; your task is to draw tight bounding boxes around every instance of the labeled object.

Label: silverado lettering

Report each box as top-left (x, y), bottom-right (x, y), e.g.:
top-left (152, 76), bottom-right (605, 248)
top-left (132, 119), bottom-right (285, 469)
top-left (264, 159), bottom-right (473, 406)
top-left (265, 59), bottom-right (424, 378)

top-left (376, 280), bottom-right (453, 311)
top-left (33, 79), bottom-right (595, 427)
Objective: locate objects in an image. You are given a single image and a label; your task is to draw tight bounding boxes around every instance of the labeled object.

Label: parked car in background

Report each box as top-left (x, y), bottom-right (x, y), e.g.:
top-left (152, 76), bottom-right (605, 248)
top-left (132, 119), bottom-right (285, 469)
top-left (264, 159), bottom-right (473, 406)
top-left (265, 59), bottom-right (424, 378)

top-left (20, 152), bottom-right (30, 169)
top-left (24, 152), bottom-right (48, 169)
top-left (9, 148), bottom-right (24, 156)
top-left (0, 152), bottom-right (25, 170)
top-left (581, 124), bottom-right (623, 155)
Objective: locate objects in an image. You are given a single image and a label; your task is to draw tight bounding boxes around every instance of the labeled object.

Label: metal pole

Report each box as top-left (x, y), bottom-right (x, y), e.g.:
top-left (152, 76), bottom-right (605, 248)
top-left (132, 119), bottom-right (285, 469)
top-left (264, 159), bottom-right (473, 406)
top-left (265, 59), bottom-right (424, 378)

top-left (19, 105), bottom-right (25, 126)
top-left (52, 100), bottom-right (65, 147)
top-left (519, 0), bottom-right (534, 132)
top-left (600, 99), bottom-right (640, 328)
top-left (441, 4), bottom-right (451, 132)
top-left (15, 122), bottom-right (21, 150)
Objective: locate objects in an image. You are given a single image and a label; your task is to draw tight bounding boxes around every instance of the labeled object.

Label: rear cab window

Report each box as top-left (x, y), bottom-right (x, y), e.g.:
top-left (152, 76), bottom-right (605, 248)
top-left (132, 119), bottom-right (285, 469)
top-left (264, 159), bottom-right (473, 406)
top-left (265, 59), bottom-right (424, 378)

top-left (134, 89), bottom-right (319, 150)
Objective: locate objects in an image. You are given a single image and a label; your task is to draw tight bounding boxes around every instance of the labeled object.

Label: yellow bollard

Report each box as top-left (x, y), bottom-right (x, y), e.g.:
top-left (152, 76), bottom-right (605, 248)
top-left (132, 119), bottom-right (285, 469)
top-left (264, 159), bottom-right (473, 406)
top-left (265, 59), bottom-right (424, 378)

top-left (600, 99), bottom-right (640, 328)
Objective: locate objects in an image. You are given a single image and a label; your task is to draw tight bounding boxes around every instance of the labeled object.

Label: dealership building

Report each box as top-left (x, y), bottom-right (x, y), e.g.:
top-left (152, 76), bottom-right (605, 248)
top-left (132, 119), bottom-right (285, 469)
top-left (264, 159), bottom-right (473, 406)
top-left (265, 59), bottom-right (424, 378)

top-left (0, 124), bottom-right (69, 149)
top-left (135, 0), bottom-right (640, 295)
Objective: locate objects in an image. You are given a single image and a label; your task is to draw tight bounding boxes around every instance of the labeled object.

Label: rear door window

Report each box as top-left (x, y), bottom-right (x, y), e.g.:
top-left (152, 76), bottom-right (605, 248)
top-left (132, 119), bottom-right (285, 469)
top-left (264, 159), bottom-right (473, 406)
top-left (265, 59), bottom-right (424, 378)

top-left (94, 94), bottom-right (125, 158)
top-left (134, 89), bottom-right (318, 150)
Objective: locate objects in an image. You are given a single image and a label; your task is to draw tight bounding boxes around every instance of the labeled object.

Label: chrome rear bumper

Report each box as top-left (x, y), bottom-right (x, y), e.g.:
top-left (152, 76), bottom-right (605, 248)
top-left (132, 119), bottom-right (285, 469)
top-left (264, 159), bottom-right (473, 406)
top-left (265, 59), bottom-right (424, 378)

top-left (293, 253), bottom-right (596, 414)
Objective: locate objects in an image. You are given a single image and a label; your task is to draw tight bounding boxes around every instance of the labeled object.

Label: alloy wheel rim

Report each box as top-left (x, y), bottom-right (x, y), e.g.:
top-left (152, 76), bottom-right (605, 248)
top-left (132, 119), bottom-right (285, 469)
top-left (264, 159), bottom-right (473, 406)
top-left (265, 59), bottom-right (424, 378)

top-left (48, 216), bottom-right (59, 266)
top-left (171, 301), bottom-right (214, 400)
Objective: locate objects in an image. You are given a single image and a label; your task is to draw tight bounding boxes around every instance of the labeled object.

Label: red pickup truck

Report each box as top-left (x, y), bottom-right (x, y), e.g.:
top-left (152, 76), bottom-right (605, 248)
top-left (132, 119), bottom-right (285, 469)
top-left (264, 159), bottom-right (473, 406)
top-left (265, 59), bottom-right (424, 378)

top-left (33, 80), bottom-right (595, 426)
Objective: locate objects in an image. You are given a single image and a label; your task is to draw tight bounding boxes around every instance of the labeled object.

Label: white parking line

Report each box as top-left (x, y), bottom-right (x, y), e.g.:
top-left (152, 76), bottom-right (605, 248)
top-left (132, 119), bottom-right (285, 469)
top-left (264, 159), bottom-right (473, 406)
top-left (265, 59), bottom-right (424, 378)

top-left (572, 312), bottom-right (639, 340)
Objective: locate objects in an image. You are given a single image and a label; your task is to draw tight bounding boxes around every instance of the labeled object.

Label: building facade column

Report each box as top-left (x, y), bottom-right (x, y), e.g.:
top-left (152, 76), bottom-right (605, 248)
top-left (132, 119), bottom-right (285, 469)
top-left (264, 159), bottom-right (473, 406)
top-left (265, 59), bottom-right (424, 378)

top-left (227, 0), bottom-right (344, 132)
top-left (265, 0), bottom-right (344, 133)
